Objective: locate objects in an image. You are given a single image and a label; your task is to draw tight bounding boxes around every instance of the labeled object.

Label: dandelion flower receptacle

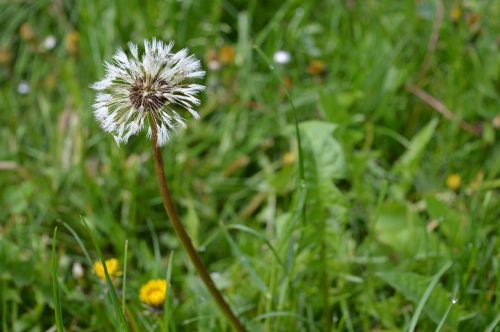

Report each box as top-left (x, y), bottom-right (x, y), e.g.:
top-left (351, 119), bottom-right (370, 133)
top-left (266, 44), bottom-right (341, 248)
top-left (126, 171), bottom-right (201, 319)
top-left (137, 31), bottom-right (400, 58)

top-left (91, 38), bottom-right (205, 146)
top-left (91, 39), bottom-right (246, 331)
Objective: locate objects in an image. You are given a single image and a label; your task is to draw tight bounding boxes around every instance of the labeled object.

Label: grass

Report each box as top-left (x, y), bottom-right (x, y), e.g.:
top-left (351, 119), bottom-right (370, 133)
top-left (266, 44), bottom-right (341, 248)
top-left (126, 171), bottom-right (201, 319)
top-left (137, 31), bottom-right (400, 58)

top-left (1, 0), bottom-right (499, 331)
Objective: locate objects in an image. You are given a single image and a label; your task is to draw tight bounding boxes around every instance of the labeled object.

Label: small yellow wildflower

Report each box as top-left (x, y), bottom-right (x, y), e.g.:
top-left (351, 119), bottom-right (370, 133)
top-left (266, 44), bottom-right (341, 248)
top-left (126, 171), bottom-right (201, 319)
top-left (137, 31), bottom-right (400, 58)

top-left (93, 258), bottom-right (120, 281)
top-left (20, 23), bottom-right (35, 42)
top-left (282, 152), bottom-right (295, 166)
top-left (139, 279), bottom-right (168, 308)
top-left (446, 174), bottom-right (461, 191)
top-left (450, 7), bottom-right (461, 22)
top-left (307, 60), bottom-right (327, 76)
top-left (218, 46), bottom-right (235, 65)
top-left (65, 31), bottom-right (80, 56)
top-left (0, 47), bottom-right (12, 65)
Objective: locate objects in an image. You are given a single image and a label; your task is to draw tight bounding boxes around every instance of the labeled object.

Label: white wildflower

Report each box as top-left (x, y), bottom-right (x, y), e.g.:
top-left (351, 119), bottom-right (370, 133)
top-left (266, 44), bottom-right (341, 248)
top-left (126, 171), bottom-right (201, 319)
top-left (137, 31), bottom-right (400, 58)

top-left (18, 81), bottom-right (30, 94)
top-left (72, 262), bottom-right (84, 279)
top-left (91, 38), bottom-right (205, 146)
top-left (273, 50), bottom-right (291, 65)
top-left (43, 35), bottom-right (57, 50)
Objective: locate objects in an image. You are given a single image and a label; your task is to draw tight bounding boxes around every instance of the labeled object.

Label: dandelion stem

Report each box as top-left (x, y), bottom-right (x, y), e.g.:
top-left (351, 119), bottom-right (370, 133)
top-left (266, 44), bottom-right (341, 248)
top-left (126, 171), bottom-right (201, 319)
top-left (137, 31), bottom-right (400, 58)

top-left (150, 125), bottom-right (246, 332)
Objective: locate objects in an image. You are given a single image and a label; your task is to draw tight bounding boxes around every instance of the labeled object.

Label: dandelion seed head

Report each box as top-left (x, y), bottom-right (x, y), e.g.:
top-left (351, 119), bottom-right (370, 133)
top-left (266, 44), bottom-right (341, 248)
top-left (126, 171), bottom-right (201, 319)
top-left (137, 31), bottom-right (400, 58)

top-left (91, 38), bottom-right (205, 146)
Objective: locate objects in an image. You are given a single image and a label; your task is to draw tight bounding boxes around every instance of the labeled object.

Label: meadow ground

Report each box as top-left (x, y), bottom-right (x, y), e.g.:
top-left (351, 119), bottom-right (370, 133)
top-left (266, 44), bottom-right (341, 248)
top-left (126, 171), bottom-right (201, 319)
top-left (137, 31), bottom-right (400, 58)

top-left (0, 1), bottom-right (499, 331)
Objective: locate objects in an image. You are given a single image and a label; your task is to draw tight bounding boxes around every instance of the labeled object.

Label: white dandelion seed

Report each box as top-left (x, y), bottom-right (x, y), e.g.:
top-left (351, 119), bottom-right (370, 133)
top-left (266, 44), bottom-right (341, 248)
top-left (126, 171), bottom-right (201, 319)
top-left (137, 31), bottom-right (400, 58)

top-left (91, 38), bottom-right (205, 146)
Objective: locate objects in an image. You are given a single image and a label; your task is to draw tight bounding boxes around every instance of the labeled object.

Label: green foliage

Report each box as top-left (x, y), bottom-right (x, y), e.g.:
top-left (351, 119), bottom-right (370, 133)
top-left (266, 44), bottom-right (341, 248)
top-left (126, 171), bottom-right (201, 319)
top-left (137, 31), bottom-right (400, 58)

top-left (377, 264), bottom-right (459, 331)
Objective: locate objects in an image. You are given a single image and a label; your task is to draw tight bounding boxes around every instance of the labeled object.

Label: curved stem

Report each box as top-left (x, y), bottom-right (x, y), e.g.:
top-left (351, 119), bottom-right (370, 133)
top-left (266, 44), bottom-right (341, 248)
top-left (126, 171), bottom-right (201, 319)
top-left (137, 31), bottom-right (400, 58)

top-left (150, 126), bottom-right (246, 332)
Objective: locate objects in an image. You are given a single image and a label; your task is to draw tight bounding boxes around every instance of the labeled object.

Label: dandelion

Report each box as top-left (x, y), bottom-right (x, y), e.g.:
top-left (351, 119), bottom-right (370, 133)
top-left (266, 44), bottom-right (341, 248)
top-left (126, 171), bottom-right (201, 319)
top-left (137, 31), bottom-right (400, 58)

top-left (93, 258), bottom-right (120, 281)
top-left (446, 174), bottom-right (461, 191)
top-left (91, 39), bottom-right (205, 146)
top-left (273, 50), bottom-right (291, 65)
top-left (139, 279), bottom-right (168, 308)
top-left (91, 38), bottom-right (246, 331)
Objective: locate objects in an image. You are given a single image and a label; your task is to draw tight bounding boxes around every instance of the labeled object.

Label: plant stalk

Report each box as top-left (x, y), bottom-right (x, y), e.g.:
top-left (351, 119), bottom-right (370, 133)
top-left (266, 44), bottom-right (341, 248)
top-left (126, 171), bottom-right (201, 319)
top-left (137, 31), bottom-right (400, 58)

top-left (150, 126), bottom-right (246, 332)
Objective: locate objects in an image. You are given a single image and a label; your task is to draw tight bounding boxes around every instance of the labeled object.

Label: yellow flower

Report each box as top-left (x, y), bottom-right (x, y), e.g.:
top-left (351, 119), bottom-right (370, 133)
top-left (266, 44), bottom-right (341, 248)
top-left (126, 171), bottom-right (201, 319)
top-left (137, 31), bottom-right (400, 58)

top-left (282, 152), bottom-right (295, 166)
top-left (218, 46), bottom-right (235, 65)
top-left (20, 23), bottom-right (35, 42)
top-left (307, 60), bottom-right (327, 76)
top-left (450, 7), bottom-right (461, 22)
top-left (139, 279), bottom-right (168, 308)
top-left (446, 174), bottom-right (461, 191)
top-left (65, 31), bottom-right (80, 56)
top-left (93, 258), bottom-right (120, 281)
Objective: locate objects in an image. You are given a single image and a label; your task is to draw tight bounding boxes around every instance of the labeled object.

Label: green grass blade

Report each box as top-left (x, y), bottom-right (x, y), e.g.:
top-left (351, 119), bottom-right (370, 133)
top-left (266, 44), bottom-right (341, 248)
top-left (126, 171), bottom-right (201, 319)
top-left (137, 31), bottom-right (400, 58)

top-left (485, 312), bottom-right (500, 332)
top-left (51, 227), bottom-right (65, 332)
top-left (434, 302), bottom-right (453, 332)
top-left (162, 251), bottom-right (175, 332)
top-left (226, 224), bottom-right (285, 269)
top-left (253, 45), bottom-right (304, 182)
top-left (122, 240), bottom-right (128, 316)
top-left (408, 261), bottom-right (452, 332)
top-left (81, 218), bottom-right (129, 331)
top-left (60, 221), bottom-right (93, 265)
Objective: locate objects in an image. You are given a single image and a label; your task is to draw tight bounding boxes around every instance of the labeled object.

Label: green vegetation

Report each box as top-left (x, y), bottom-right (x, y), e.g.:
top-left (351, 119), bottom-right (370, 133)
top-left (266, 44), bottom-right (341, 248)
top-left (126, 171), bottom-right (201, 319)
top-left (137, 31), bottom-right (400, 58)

top-left (1, 0), bottom-right (499, 331)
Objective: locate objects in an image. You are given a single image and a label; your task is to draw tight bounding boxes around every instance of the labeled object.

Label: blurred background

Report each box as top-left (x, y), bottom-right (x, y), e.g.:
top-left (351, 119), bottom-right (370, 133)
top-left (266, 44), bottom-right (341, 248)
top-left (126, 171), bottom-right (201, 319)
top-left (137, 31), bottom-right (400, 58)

top-left (0, 0), bottom-right (499, 331)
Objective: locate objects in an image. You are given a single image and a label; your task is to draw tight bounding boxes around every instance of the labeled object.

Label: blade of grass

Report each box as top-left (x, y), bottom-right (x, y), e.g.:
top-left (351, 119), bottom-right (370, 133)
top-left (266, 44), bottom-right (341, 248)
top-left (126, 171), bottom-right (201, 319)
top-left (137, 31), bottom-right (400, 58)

top-left (253, 45), bottom-right (304, 181)
top-left (226, 224), bottom-right (285, 269)
top-left (254, 45), bottom-right (306, 316)
top-left (434, 302), bottom-right (453, 332)
top-left (485, 312), bottom-right (500, 332)
top-left (60, 220), bottom-right (92, 265)
top-left (122, 240), bottom-right (128, 315)
top-left (81, 218), bottom-right (128, 331)
top-left (1, 279), bottom-right (7, 332)
top-left (162, 251), bottom-right (175, 332)
top-left (434, 284), bottom-right (458, 332)
top-left (51, 227), bottom-right (65, 332)
top-left (219, 220), bottom-right (269, 295)
top-left (408, 261), bottom-right (452, 332)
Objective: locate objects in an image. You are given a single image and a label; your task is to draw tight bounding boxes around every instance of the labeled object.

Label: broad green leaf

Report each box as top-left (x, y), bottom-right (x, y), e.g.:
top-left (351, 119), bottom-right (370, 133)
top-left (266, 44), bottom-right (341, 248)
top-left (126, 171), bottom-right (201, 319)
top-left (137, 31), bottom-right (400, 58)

top-left (374, 202), bottom-right (446, 257)
top-left (425, 196), bottom-right (466, 246)
top-left (392, 119), bottom-right (438, 198)
top-left (376, 269), bottom-right (460, 330)
top-left (300, 120), bottom-right (346, 218)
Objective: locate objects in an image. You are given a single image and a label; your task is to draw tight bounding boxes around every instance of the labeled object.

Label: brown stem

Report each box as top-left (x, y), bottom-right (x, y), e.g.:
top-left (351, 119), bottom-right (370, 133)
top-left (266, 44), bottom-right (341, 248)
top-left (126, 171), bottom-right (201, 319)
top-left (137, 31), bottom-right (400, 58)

top-left (406, 83), bottom-right (482, 136)
top-left (150, 125), bottom-right (246, 332)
